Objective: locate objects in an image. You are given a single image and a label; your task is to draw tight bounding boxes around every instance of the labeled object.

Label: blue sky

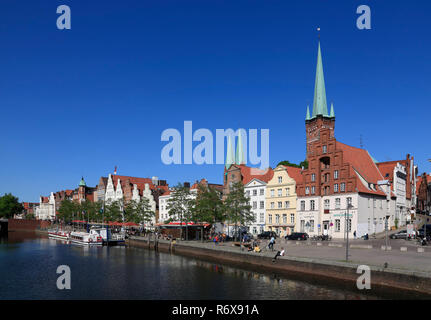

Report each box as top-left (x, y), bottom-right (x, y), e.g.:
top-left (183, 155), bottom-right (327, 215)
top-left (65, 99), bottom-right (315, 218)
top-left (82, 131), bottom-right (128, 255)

top-left (1, 0), bottom-right (430, 202)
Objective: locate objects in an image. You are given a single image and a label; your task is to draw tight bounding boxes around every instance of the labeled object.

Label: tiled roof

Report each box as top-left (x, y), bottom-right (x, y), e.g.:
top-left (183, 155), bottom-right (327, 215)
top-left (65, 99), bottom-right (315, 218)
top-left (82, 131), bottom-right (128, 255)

top-left (336, 141), bottom-right (386, 196)
top-left (281, 165), bottom-right (303, 184)
top-left (235, 165), bottom-right (274, 185)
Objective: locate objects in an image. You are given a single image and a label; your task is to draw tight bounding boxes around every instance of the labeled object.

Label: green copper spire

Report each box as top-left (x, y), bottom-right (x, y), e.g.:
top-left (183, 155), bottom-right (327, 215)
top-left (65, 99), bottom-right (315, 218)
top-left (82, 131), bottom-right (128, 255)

top-left (329, 102), bottom-right (335, 118)
top-left (79, 177), bottom-right (86, 187)
top-left (306, 105), bottom-right (311, 120)
top-left (312, 42), bottom-right (328, 118)
top-left (235, 132), bottom-right (245, 165)
top-left (225, 135), bottom-right (235, 169)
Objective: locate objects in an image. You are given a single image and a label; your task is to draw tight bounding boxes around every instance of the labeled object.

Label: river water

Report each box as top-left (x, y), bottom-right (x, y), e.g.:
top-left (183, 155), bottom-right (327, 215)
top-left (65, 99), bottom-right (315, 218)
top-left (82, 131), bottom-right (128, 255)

top-left (0, 232), bottom-right (385, 300)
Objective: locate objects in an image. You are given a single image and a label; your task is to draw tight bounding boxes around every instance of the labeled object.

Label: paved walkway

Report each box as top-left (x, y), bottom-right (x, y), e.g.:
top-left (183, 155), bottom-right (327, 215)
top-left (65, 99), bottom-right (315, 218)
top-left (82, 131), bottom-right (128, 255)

top-left (169, 238), bottom-right (431, 276)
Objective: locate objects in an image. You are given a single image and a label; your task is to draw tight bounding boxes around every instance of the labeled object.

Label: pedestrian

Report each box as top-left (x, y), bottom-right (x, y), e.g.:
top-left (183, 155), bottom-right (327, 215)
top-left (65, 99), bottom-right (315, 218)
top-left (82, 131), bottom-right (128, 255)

top-left (272, 248), bottom-right (285, 262)
top-left (353, 231), bottom-right (357, 239)
top-left (268, 236), bottom-right (275, 251)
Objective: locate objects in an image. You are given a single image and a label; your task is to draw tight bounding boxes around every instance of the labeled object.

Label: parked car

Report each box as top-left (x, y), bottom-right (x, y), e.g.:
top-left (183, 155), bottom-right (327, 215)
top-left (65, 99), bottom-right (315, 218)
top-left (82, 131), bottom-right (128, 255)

top-left (257, 231), bottom-right (277, 239)
top-left (285, 232), bottom-right (309, 241)
top-left (390, 230), bottom-right (408, 239)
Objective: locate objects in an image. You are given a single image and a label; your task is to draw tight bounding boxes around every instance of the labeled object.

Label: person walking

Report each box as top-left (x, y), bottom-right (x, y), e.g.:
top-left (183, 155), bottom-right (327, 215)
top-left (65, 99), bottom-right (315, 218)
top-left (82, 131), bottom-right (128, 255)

top-left (268, 236), bottom-right (275, 251)
top-left (353, 231), bottom-right (357, 240)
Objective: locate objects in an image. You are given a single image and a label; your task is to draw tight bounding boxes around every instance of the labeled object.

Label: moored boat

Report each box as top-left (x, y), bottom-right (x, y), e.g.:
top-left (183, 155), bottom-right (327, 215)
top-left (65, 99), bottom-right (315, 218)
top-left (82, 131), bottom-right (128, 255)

top-left (69, 231), bottom-right (103, 246)
top-left (48, 229), bottom-right (70, 241)
top-left (89, 227), bottom-right (125, 246)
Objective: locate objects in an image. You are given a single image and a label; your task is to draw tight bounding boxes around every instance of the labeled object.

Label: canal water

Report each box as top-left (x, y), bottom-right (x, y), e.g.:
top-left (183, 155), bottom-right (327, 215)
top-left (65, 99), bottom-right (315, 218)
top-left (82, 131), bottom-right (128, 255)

top-left (0, 232), bottom-right (382, 300)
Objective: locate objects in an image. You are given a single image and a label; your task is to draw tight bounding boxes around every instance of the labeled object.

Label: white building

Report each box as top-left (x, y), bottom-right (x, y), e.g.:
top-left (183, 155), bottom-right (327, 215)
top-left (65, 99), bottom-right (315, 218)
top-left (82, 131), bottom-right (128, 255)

top-left (35, 192), bottom-right (56, 221)
top-left (244, 178), bottom-right (267, 235)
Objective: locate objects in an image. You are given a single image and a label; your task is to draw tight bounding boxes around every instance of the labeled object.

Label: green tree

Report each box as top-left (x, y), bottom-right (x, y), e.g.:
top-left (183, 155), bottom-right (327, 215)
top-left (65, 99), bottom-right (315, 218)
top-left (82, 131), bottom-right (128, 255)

top-left (277, 159), bottom-right (308, 169)
top-left (125, 198), bottom-right (155, 225)
top-left (0, 193), bottom-right (23, 219)
top-left (192, 185), bottom-right (225, 224)
top-left (57, 199), bottom-right (79, 223)
top-left (104, 200), bottom-right (123, 222)
top-left (167, 183), bottom-right (194, 240)
top-left (224, 182), bottom-right (253, 240)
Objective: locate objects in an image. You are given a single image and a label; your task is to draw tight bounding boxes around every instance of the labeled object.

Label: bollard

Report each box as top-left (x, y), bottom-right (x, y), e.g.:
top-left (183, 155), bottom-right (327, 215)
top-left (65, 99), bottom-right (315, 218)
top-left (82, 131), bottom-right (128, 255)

top-left (316, 242), bottom-right (322, 246)
top-left (418, 247), bottom-right (425, 253)
top-left (381, 245), bottom-right (392, 251)
top-left (400, 246), bottom-right (407, 252)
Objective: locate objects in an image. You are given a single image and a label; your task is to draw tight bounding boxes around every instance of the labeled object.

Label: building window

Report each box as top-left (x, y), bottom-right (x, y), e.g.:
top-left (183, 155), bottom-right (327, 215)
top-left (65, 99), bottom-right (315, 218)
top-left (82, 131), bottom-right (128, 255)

top-left (324, 199), bottom-right (330, 209)
top-left (270, 202), bottom-right (274, 209)
top-left (309, 220), bottom-right (315, 232)
top-left (278, 202), bottom-right (282, 209)
top-left (278, 189), bottom-right (282, 197)
top-left (285, 201), bottom-right (290, 208)
top-left (283, 214), bottom-right (287, 224)
top-left (305, 187), bottom-right (310, 195)
top-left (253, 201), bottom-right (257, 209)
top-left (260, 189), bottom-right (264, 195)
top-left (335, 219), bottom-right (341, 232)
top-left (334, 184), bottom-right (339, 192)
top-left (275, 214), bottom-right (280, 224)
top-left (300, 220), bottom-right (305, 232)
top-left (278, 176), bottom-right (282, 184)
top-left (310, 200), bottom-right (315, 211)
top-left (290, 214), bottom-right (295, 224)
top-left (253, 189), bottom-right (257, 196)
top-left (334, 170), bottom-right (339, 179)
top-left (269, 214), bottom-right (272, 224)
top-left (311, 174), bottom-right (315, 182)
top-left (300, 201), bottom-right (305, 211)
top-left (347, 219), bottom-right (352, 232)
top-left (286, 188), bottom-right (290, 196)
top-left (246, 190), bottom-right (250, 197)
top-left (340, 183), bottom-right (345, 192)
top-left (260, 201), bottom-right (264, 209)
top-left (347, 197), bottom-right (353, 207)
top-left (271, 189), bottom-right (274, 197)
top-left (260, 213), bottom-right (264, 223)
top-left (311, 186), bottom-right (315, 194)
top-left (335, 198), bottom-right (341, 209)
top-left (323, 145), bottom-right (327, 154)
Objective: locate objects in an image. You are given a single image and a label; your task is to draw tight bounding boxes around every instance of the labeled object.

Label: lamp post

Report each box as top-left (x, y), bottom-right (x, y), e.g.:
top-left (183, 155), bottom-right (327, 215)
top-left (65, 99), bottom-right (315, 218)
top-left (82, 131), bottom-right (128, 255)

top-left (385, 214), bottom-right (390, 248)
top-left (345, 203), bottom-right (353, 261)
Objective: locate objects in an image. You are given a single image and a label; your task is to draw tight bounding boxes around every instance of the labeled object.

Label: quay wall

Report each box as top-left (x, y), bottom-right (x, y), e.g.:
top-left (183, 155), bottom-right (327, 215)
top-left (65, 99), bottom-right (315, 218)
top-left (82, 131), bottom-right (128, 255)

top-left (8, 219), bottom-right (51, 231)
top-left (127, 238), bottom-right (431, 298)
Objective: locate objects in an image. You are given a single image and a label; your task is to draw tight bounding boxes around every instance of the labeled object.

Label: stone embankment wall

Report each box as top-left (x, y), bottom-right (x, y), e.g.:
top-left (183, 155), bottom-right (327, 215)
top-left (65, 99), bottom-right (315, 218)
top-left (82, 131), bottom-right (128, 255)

top-left (127, 237), bottom-right (431, 298)
top-left (8, 219), bottom-right (51, 231)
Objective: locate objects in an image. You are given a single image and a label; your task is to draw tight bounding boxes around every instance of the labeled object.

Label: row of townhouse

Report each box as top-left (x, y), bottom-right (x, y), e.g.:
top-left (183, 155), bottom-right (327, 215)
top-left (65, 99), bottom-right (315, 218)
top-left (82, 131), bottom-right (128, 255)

top-left (35, 174), bottom-right (170, 226)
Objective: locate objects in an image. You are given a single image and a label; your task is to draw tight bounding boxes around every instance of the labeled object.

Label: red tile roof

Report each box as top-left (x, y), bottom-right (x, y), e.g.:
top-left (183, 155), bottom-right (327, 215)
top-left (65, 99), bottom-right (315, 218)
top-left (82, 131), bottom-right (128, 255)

top-left (235, 165), bottom-right (274, 185)
top-left (281, 165), bottom-right (303, 184)
top-left (336, 141), bottom-right (387, 196)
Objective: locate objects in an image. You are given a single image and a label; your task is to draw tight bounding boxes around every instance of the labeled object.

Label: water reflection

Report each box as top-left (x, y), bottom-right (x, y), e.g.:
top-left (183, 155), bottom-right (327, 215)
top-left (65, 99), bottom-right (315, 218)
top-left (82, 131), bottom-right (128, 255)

top-left (0, 233), bottom-right (384, 300)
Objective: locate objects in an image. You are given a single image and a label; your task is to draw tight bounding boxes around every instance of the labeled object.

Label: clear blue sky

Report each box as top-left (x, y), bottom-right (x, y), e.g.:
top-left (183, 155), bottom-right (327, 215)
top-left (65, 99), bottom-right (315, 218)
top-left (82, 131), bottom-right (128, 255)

top-left (1, 0), bottom-right (430, 202)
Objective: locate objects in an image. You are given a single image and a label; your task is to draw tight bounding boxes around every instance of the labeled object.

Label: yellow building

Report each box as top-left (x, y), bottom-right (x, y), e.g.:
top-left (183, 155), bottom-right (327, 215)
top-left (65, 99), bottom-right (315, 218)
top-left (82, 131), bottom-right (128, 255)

top-left (265, 165), bottom-right (302, 237)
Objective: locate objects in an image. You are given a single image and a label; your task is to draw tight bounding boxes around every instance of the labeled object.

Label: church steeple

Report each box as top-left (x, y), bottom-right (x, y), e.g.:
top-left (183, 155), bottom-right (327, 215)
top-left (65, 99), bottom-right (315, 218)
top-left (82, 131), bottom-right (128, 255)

top-left (235, 132), bottom-right (245, 165)
top-left (306, 105), bottom-right (311, 120)
top-left (311, 42), bottom-right (329, 118)
top-left (329, 102), bottom-right (335, 118)
top-left (225, 135), bottom-right (235, 170)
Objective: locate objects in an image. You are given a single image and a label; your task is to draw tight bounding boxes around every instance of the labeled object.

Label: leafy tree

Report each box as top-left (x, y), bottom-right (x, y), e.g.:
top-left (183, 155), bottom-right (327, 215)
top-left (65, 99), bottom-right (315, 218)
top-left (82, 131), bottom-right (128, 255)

top-left (277, 159), bottom-right (308, 169)
top-left (104, 200), bottom-right (123, 222)
top-left (26, 213), bottom-right (35, 220)
top-left (223, 182), bottom-right (253, 240)
top-left (167, 183), bottom-right (194, 240)
top-left (0, 193), bottom-right (23, 219)
top-left (192, 185), bottom-right (225, 224)
top-left (125, 198), bottom-right (155, 225)
top-left (57, 199), bottom-right (79, 223)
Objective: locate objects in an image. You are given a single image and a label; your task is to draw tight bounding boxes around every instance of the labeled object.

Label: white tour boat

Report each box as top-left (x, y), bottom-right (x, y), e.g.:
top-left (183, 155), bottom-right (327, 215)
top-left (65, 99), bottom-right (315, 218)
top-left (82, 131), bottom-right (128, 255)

top-left (48, 229), bottom-right (71, 241)
top-left (89, 227), bottom-right (125, 246)
top-left (69, 231), bottom-right (103, 246)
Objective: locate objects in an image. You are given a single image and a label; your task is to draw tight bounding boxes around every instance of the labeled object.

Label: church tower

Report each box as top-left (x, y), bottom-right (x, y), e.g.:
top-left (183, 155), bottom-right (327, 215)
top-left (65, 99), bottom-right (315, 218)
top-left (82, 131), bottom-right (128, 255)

top-left (305, 42), bottom-right (335, 157)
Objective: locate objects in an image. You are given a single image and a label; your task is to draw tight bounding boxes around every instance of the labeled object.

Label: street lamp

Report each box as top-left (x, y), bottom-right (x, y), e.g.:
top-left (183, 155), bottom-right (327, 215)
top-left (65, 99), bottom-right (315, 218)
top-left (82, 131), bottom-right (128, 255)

top-left (385, 215), bottom-right (390, 249)
top-left (345, 203), bottom-right (353, 261)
